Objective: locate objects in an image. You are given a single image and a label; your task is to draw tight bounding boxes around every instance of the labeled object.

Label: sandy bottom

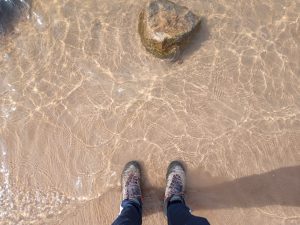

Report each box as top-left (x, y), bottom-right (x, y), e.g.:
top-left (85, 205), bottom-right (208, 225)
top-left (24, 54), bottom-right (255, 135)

top-left (0, 0), bottom-right (299, 224)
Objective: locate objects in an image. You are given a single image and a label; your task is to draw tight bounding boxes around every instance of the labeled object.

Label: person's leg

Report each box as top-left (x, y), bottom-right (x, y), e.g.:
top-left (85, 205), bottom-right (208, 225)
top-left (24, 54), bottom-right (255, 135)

top-left (164, 161), bottom-right (210, 225)
top-left (112, 199), bottom-right (142, 225)
top-left (167, 199), bottom-right (210, 225)
top-left (111, 161), bottom-right (143, 225)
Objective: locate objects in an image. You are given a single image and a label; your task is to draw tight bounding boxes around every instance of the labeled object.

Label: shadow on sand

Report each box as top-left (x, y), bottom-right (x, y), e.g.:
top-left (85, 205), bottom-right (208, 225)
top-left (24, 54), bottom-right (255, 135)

top-left (142, 165), bottom-right (300, 216)
top-left (68, 165), bottom-right (299, 223)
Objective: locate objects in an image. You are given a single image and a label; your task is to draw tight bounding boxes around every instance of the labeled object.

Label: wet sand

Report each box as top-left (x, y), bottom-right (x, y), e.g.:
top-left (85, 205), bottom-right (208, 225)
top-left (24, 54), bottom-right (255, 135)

top-left (0, 0), bottom-right (299, 224)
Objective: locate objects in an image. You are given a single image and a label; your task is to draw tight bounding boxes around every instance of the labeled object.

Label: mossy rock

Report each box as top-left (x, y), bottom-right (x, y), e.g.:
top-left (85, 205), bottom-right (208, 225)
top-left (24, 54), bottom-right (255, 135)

top-left (138, 0), bottom-right (201, 59)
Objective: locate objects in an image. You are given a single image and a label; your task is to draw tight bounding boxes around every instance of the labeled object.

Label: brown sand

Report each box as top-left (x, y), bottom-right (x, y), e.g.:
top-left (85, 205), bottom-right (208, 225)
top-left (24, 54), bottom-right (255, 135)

top-left (0, 0), bottom-right (299, 224)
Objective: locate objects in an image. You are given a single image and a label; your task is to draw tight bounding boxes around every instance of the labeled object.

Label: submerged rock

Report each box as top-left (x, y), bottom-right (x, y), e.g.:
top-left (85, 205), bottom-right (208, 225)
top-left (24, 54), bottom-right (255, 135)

top-left (0, 0), bottom-right (31, 36)
top-left (138, 0), bottom-right (201, 58)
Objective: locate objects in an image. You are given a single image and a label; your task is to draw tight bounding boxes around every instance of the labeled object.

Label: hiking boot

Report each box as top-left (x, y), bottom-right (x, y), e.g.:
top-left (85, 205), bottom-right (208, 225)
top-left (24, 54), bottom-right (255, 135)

top-left (121, 161), bottom-right (142, 203)
top-left (164, 161), bottom-right (186, 215)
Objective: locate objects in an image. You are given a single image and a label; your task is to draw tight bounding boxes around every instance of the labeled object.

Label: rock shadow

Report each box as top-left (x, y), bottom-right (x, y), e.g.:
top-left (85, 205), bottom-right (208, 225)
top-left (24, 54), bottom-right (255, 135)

top-left (179, 17), bottom-right (210, 60)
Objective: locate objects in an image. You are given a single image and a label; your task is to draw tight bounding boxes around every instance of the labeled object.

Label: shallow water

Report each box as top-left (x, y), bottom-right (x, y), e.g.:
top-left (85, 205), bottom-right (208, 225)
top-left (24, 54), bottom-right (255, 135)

top-left (0, 0), bottom-right (299, 224)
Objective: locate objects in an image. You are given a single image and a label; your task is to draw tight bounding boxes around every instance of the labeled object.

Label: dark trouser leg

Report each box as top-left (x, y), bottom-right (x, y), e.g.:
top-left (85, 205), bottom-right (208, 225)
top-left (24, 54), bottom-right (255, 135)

top-left (167, 201), bottom-right (210, 225)
top-left (112, 199), bottom-right (142, 225)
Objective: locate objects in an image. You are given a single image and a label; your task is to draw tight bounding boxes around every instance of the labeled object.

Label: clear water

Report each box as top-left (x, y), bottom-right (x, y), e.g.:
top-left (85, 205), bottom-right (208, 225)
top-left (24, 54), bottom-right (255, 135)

top-left (0, 0), bottom-right (299, 224)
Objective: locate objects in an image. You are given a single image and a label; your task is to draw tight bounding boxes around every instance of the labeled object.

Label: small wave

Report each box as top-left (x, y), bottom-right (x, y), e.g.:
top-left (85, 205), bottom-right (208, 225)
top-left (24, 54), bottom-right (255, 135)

top-left (0, 139), bottom-right (73, 224)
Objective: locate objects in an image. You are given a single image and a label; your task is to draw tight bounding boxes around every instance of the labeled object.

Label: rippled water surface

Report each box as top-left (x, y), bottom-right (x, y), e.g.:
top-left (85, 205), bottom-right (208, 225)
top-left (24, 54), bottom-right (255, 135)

top-left (0, 0), bottom-right (299, 224)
